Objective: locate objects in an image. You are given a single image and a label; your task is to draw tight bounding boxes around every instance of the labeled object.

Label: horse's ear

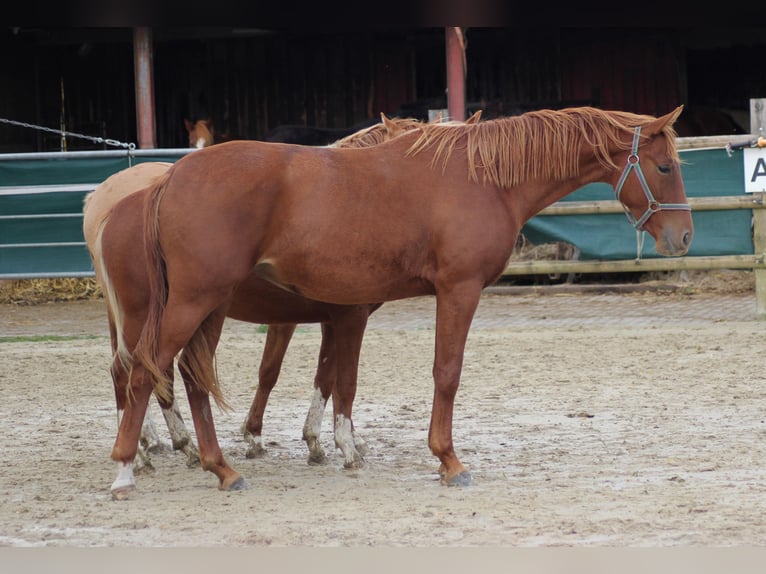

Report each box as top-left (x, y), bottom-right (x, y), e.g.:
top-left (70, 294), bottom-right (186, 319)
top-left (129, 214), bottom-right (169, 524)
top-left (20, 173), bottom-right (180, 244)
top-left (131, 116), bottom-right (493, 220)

top-left (184, 119), bottom-right (192, 131)
top-left (204, 117), bottom-right (214, 129)
top-left (466, 110), bottom-right (482, 124)
top-left (644, 106), bottom-right (685, 135)
top-left (381, 113), bottom-right (396, 131)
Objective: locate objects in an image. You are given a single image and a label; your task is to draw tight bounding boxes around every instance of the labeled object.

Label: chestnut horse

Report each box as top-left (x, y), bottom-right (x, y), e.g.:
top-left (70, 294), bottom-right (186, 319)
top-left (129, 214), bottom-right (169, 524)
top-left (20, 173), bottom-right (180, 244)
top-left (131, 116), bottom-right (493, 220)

top-left (120, 106), bottom-right (692, 495)
top-left (184, 118), bottom-right (216, 148)
top-left (87, 114), bottom-right (450, 496)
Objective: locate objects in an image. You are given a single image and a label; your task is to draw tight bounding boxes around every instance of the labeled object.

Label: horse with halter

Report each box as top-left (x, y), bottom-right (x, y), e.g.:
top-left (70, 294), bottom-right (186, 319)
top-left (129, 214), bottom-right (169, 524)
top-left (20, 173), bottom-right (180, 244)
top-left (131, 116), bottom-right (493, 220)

top-left (86, 113), bottom-right (461, 497)
top-left (114, 106), bottom-right (692, 495)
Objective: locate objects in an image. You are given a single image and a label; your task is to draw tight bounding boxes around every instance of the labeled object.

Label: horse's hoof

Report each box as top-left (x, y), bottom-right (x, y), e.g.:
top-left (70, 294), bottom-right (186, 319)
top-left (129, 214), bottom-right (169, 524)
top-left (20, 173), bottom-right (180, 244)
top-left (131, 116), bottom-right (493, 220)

top-left (355, 443), bottom-right (370, 457)
top-left (185, 453), bottom-right (201, 468)
top-left (307, 450), bottom-right (327, 465)
top-left (134, 463), bottom-right (155, 476)
top-left (223, 476), bottom-right (251, 491)
top-left (442, 470), bottom-right (473, 487)
top-left (111, 485), bottom-right (137, 501)
top-left (245, 445), bottom-right (266, 459)
top-left (343, 457), bottom-right (365, 470)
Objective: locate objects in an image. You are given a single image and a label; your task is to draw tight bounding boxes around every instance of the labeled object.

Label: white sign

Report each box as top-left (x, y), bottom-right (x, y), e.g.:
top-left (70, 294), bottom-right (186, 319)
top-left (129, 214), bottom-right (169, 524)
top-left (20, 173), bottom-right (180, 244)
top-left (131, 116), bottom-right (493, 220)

top-left (744, 148), bottom-right (766, 193)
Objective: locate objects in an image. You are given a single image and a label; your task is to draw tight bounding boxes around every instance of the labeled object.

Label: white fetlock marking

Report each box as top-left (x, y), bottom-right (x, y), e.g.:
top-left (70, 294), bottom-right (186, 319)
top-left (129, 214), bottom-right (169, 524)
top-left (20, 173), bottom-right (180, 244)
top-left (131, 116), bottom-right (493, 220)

top-left (111, 461), bottom-right (136, 492)
top-left (243, 429), bottom-right (264, 455)
top-left (141, 407), bottom-right (161, 451)
top-left (135, 442), bottom-right (150, 471)
top-left (352, 430), bottom-right (370, 456)
top-left (334, 414), bottom-right (359, 466)
top-left (162, 401), bottom-right (192, 448)
top-left (303, 389), bottom-right (327, 442)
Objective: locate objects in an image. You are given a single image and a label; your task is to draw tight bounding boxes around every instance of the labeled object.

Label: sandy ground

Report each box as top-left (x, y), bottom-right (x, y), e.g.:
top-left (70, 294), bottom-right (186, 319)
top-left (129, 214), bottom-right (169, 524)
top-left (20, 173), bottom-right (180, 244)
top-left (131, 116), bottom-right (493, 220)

top-left (2, 286), bottom-right (766, 548)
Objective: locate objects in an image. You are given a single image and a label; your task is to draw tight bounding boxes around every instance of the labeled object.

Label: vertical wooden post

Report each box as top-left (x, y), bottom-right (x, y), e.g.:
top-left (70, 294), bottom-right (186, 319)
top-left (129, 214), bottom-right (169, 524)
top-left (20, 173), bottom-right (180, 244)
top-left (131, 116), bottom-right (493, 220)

top-left (751, 194), bottom-right (766, 319)
top-left (750, 98), bottom-right (765, 138)
top-left (445, 27), bottom-right (466, 122)
top-left (749, 99), bottom-right (766, 318)
top-left (133, 27), bottom-right (157, 149)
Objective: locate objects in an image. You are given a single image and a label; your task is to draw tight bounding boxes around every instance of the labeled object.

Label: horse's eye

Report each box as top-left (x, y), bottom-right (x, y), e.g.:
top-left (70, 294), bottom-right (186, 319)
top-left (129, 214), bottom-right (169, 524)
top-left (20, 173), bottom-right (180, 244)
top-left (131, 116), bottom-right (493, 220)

top-left (657, 164), bottom-right (672, 175)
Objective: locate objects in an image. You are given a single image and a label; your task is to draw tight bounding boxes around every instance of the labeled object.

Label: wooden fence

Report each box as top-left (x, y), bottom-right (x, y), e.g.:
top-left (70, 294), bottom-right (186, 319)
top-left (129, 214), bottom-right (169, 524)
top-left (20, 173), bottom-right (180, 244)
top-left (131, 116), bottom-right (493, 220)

top-left (502, 192), bottom-right (766, 319)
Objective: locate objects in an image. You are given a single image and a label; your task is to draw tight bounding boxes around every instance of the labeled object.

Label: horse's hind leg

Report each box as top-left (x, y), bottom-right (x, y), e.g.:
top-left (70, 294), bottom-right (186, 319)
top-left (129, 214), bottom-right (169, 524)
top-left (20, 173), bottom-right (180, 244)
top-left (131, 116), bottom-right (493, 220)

top-left (329, 307), bottom-right (370, 470)
top-left (111, 295), bottom-right (221, 497)
top-left (110, 361), bottom-right (156, 500)
top-left (302, 322), bottom-right (336, 464)
top-left (242, 323), bottom-right (296, 458)
top-left (179, 308), bottom-right (249, 491)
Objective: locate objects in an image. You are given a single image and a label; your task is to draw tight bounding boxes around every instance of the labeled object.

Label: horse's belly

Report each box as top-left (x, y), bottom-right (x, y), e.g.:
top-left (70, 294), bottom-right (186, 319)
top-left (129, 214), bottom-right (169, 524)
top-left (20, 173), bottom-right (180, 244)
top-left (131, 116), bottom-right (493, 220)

top-left (252, 257), bottom-right (430, 306)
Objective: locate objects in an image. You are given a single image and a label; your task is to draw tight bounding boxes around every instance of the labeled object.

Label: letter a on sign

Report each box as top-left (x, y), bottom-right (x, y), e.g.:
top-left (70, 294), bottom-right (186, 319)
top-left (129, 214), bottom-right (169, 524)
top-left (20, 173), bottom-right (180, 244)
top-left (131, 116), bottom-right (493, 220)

top-left (744, 148), bottom-right (766, 192)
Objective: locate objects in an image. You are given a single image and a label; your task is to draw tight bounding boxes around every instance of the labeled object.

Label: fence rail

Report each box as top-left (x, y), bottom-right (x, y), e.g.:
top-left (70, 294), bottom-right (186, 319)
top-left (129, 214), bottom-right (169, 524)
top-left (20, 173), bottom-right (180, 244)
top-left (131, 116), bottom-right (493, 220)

top-left (2, 140), bottom-right (765, 319)
top-left (502, 192), bottom-right (766, 319)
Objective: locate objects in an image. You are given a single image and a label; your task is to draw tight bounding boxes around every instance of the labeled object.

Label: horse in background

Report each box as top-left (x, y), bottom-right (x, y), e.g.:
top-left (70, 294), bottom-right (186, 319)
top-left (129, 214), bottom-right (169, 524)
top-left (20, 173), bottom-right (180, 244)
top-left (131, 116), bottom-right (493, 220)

top-left (262, 118), bottom-right (380, 146)
top-left (184, 118), bottom-right (216, 148)
top-left (183, 117), bottom-right (378, 148)
top-left (89, 113), bottom-right (449, 498)
top-left (119, 106), bottom-right (691, 496)
top-left (184, 114), bottom-right (458, 149)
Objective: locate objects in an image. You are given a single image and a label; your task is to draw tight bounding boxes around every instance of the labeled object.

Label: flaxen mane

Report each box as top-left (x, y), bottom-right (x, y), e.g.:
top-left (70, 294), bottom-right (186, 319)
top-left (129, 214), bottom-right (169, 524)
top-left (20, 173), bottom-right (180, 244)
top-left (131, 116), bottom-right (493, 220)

top-left (330, 116), bottom-right (424, 149)
top-left (406, 107), bottom-right (680, 189)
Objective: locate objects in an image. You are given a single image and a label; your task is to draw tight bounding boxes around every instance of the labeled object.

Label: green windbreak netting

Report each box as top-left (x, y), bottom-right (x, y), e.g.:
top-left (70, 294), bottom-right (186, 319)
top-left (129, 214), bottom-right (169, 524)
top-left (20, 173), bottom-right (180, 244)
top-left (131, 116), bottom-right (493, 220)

top-left (522, 146), bottom-right (753, 259)
top-left (0, 152), bottom-right (188, 278)
top-left (0, 146), bottom-right (756, 278)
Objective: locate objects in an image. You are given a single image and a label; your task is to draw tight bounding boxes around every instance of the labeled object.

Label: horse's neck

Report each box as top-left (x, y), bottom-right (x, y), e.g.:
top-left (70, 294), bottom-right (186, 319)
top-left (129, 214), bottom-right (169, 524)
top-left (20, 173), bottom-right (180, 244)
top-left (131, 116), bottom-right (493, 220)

top-left (512, 156), bottom-right (612, 224)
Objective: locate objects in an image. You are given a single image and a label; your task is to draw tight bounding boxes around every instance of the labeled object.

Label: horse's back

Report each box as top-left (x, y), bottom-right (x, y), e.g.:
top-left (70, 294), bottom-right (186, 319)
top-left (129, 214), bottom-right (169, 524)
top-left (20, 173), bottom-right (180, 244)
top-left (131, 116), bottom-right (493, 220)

top-left (83, 162), bottom-right (172, 249)
top-left (153, 138), bottom-right (448, 303)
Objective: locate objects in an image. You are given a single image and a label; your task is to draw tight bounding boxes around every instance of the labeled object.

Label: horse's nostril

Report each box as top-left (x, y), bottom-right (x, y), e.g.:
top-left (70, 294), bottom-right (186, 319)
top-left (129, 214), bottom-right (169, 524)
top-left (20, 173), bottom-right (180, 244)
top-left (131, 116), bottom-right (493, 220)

top-left (683, 231), bottom-right (692, 247)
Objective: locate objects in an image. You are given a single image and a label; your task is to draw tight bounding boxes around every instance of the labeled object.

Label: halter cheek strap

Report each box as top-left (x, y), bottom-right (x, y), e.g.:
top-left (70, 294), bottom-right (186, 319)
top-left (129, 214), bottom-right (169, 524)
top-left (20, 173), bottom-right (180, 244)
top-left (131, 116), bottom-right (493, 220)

top-left (614, 126), bottom-right (691, 231)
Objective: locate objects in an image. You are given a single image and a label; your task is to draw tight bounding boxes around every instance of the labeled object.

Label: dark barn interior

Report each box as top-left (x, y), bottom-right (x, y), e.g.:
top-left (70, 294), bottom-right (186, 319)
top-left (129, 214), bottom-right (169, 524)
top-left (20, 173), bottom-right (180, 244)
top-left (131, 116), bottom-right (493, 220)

top-left (1, 27), bottom-right (764, 153)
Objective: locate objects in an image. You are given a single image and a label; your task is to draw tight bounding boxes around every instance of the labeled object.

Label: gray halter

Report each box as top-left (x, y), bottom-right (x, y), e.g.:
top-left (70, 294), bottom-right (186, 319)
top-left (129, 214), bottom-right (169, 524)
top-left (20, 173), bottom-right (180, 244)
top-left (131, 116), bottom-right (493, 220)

top-left (614, 125), bottom-right (691, 231)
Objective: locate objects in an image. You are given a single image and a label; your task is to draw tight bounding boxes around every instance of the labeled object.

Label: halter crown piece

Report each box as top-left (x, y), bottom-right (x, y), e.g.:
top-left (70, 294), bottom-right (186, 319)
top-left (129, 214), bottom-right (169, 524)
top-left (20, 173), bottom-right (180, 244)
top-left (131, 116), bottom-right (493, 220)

top-left (614, 125), bottom-right (691, 231)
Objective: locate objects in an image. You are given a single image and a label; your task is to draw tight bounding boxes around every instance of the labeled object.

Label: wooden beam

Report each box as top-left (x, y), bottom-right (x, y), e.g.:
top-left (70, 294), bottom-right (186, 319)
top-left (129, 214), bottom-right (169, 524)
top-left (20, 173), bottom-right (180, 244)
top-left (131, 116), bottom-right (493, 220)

top-left (445, 28), bottom-right (465, 122)
top-left (503, 254), bottom-right (766, 276)
top-left (133, 27), bottom-right (156, 149)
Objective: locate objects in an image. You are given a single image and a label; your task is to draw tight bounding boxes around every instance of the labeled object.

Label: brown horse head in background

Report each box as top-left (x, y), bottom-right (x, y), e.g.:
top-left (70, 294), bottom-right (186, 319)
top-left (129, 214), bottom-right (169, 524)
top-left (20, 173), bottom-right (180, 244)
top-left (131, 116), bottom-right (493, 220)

top-left (184, 118), bottom-right (215, 148)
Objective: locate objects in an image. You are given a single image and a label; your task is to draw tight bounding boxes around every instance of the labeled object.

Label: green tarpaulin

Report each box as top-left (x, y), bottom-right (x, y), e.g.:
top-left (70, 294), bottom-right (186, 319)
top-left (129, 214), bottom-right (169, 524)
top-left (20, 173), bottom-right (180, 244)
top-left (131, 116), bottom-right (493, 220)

top-left (0, 146), bottom-right (755, 278)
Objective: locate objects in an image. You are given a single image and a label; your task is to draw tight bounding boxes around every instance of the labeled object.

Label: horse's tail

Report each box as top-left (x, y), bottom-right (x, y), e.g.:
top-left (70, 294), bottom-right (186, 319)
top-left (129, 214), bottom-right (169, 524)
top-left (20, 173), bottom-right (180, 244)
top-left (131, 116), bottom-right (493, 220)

top-left (131, 172), bottom-right (174, 404)
top-left (85, 190), bottom-right (132, 376)
top-left (131, 171), bottom-right (230, 410)
top-left (94, 220), bottom-right (132, 375)
top-left (178, 313), bottom-right (230, 411)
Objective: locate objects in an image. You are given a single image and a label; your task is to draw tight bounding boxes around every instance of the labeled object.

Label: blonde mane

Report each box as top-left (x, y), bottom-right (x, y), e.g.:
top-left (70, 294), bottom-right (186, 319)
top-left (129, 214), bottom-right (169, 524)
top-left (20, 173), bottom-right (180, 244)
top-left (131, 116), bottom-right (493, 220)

top-left (330, 116), bottom-right (425, 149)
top-left (405, 107), bottom-right (680, 189)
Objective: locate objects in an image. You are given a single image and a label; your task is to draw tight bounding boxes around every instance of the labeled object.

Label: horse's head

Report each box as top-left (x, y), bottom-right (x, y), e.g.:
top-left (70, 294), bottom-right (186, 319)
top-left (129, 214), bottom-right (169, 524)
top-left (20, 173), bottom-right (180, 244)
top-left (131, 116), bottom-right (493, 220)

top-left (184, 118), bottom-right (215, 149)
top-left (610, 106), bottom-right (693, 257)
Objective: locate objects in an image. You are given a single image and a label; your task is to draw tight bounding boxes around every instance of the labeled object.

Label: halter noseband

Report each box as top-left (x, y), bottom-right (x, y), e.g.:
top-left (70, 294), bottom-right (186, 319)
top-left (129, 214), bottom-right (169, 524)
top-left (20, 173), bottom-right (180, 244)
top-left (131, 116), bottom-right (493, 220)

top-left (614, 126), bottom-right (691, 231)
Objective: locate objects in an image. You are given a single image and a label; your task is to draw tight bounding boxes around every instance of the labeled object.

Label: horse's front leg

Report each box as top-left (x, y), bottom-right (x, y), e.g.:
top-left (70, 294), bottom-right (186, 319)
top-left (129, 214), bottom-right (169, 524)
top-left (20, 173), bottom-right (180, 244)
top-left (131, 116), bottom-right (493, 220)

top-left (430, 281), bottom-right (483, 486)
top-left (156, 394), bottom-right (200, 468)
top-left (242, 323), bottom-right (296, 458)
top-left (329, 307), bottom-right (370, 470)
top-left (136, 406), bottom-right (160, 473)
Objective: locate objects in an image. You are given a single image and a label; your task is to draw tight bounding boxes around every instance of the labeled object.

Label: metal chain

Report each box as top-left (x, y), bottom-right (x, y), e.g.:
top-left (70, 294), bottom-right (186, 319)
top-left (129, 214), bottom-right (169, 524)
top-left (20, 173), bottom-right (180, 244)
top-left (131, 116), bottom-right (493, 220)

top-left (0, 117), bottom-right (136, 150)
